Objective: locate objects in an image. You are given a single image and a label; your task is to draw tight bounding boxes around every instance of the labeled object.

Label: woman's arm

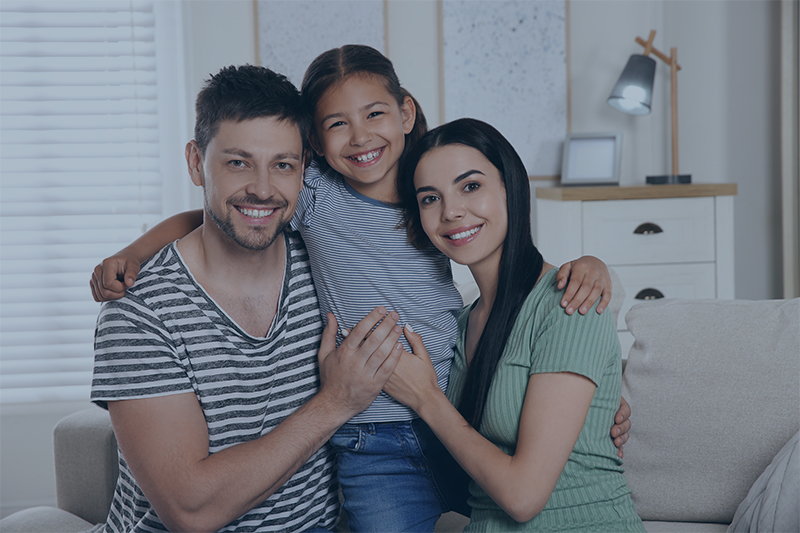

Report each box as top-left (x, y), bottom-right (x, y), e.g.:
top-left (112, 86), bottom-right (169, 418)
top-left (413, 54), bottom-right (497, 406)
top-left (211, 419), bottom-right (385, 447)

top-left (556, 256), bottom-right (612, 315)
top-left (90, 210), bottom-right (203, 302)
top-left (385, 327), bottom-right (596, 523)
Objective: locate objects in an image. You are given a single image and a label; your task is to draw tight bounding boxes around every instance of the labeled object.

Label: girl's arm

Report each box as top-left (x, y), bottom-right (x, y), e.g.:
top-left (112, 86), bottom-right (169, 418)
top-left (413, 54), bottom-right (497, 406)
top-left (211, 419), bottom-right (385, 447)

top-left (90, 210), bottom-right (203, 302)
top-left (385, 328), bottom-right (595, 523)
top-left (556, 256), bottom-right (612, 315)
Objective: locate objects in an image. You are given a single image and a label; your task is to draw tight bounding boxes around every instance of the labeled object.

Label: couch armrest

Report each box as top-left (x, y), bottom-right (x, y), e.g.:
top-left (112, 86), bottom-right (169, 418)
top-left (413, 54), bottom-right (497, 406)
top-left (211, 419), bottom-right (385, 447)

top-left (54, 407), bottom-right (118, 525)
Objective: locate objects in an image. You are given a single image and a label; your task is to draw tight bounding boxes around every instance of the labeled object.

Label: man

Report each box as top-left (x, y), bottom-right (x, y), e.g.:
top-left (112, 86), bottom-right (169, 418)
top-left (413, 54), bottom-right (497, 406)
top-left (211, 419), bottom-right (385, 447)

top-left (91, 65), bottom-right (403, 532)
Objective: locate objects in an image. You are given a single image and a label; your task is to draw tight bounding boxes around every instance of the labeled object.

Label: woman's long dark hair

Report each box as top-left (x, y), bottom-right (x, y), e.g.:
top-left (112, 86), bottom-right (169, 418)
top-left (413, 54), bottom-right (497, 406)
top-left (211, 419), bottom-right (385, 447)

top-left (399, 118), bottom-right (544, 429)
top-left (300, 44), bottom-right (427, 170)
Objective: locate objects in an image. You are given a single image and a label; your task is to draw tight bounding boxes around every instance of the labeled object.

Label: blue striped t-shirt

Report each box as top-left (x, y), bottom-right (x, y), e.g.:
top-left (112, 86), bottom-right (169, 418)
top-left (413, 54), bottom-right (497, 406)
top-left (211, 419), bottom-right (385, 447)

top-left (291, 163), bottom-right (462, 423)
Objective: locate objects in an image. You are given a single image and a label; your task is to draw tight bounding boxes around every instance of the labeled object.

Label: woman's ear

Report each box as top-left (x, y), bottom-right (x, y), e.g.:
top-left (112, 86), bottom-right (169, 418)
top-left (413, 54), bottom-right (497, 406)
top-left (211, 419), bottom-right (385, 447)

top-left (401, 96), bottom-right (417, 135)
top-left (185, 140), bottom-right (204, 187)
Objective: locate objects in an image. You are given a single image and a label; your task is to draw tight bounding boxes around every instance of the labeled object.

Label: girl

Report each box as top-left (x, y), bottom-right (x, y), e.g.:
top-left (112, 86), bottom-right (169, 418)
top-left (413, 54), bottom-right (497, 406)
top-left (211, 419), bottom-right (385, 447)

top-left (386, 118), bottom-right (645, 532)
top-left (91, 46), bottom-right (627, 532)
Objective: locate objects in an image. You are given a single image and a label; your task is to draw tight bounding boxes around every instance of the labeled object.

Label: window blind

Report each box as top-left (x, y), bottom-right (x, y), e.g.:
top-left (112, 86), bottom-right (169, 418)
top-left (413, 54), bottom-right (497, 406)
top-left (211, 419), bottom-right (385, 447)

top-left (0, 0), bottom-right (186, 403)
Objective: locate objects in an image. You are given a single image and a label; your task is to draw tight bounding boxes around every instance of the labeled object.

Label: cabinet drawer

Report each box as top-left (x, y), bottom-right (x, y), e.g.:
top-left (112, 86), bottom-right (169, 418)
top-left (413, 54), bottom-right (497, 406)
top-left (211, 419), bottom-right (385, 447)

top-left (613, 263), bottom-right (717, 330)
top-left (583, 197), bottom-right (715, 265)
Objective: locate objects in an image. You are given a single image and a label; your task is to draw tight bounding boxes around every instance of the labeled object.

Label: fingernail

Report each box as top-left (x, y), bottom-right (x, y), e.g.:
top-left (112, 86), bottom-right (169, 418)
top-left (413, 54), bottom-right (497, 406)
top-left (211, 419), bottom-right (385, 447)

top-left (394, 325), bottom-right (402, 333)
top-left (562, 300), bottom-right (568, 307)
top-left (390, 311), bottom-right (399, 320)
top-left (406, 323), bottom-right (415, 334)
top-left (566, 307), bottom-right (574, 314)
top-left (340, 328), bottom-right (350, 338)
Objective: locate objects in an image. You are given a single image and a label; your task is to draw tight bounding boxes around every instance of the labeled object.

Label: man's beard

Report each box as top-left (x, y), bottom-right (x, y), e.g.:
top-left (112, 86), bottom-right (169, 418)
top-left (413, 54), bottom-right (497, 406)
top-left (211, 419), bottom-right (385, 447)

top-left (206, 195), bottom-right (290, 251)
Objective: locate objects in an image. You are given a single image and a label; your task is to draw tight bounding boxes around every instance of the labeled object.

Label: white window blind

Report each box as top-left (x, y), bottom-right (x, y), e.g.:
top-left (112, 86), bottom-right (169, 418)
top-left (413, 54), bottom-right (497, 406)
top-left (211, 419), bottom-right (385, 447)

top-left (0, 0), bottom-right (187, 403)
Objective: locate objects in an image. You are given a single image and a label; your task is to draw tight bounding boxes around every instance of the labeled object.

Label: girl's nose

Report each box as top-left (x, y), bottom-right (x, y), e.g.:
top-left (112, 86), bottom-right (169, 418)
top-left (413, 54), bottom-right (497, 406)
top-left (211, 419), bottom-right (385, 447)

top-left (350, 122), bottom-right (372, 146)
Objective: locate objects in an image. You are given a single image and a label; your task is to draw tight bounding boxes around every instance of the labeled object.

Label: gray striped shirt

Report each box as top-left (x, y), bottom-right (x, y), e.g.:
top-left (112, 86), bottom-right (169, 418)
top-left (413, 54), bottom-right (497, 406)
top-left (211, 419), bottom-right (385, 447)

top-left (91, 232), bottom-right (338, 532)
top-left (292, 163), bottom-right (462, 423)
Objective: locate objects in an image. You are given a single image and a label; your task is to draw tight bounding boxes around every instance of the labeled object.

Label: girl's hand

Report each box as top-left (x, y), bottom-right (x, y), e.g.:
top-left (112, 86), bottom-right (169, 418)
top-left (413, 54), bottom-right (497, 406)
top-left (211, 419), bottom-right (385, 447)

top-left (90, 253), bottom-right (141, 302)
top-left (556, 256), bottom-right (612, 315)
top-left (383, 325), bottom-right (441, 413)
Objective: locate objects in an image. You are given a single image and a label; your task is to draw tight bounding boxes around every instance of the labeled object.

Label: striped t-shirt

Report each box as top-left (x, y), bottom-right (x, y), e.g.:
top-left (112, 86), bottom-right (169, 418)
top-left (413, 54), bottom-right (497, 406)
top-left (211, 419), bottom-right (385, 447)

top-left (91, 232), bottom-right (339, 533)
top-left (291, 163), bottom-right (463, 424)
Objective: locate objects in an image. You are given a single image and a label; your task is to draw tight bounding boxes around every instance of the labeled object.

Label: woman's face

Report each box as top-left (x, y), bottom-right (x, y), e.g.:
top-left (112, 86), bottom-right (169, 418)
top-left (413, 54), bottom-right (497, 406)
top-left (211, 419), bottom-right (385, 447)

top-left (414, 144), bottom-right (508, 269)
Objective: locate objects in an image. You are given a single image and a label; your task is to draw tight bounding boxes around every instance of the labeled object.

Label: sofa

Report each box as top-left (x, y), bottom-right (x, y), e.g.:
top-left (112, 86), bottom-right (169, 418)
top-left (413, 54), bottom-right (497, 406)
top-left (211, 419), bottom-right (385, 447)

top-left (2, 297), bottom-right (798, 533)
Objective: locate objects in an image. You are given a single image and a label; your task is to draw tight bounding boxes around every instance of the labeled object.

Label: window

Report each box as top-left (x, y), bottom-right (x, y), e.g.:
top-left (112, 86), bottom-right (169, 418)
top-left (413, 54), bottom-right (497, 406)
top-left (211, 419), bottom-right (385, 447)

top-left (0, 0), bottom-right (187, 403)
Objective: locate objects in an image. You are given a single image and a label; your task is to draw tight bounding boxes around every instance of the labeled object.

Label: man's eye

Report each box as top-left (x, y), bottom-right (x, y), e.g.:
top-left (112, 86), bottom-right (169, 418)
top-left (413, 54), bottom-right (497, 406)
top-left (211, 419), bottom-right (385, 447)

top-left (229, 160), bottom-right (245, 168)
top-left (276, 162), bottom-right (293, 170)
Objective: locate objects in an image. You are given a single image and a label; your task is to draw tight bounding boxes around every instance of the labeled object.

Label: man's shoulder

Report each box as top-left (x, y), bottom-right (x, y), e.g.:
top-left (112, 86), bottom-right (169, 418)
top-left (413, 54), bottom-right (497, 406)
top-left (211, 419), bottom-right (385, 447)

top-left (108, 243), bottom-right (190, 309)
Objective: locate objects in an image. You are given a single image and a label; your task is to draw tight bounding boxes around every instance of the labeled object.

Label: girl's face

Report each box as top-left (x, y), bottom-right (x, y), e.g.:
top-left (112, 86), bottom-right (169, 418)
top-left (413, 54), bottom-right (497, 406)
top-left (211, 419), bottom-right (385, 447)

top-left (312, 74), bottom-right (415, 203)
top-left (414, 144), bottom-right (508, 271)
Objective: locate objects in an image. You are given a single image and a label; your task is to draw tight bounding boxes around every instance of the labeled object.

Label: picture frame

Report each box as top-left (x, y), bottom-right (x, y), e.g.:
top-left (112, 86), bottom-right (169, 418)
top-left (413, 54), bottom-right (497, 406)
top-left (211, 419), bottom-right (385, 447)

top-left (560, 132), bottom-right (622, 186)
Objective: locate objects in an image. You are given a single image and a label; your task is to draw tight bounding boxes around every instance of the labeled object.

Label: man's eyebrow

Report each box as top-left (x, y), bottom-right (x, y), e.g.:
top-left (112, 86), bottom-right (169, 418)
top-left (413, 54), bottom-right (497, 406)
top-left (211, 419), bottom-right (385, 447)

top-left (222, 148), bottom-right (253, 158)
top-left (273, 152), bottom-right (302, 161)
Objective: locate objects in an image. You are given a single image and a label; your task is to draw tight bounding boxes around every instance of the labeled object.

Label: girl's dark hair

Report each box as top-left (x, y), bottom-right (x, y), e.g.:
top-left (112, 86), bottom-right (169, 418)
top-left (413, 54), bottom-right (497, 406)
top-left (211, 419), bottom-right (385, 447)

top-left (398, 118), bottom-right (544, 429)
top-left (300, 45), bottom-right (428, 170)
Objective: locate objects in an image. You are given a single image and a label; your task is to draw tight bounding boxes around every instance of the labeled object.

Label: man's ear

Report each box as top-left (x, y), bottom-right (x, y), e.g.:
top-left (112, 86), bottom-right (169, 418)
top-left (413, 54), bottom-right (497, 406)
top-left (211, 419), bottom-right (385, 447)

top-left (401, 96), bottom-right (417, 135)
top-left (185, 140), bottom-right (204, 187)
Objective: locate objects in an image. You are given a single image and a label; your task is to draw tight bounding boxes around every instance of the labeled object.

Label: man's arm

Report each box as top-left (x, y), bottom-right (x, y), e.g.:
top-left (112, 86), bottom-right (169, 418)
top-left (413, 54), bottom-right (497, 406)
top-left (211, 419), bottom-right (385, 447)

top-left (109, 308), bottom-right (402, 533)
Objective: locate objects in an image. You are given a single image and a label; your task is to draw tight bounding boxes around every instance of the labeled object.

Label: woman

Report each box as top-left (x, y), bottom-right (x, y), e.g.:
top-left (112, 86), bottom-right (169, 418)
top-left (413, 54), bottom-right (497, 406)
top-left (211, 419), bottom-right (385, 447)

top-left (386, 118), bottom-right (645, 532)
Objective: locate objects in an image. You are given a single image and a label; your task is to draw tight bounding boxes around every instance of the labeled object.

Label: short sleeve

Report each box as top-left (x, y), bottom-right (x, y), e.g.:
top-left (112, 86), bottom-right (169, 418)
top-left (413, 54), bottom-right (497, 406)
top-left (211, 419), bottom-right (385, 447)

top-left (529, 301), bottom-right (618, 387)
top-left (91, 296), bottom-right (193, 408)
top-left (291, 161), bottom-right (330, 231)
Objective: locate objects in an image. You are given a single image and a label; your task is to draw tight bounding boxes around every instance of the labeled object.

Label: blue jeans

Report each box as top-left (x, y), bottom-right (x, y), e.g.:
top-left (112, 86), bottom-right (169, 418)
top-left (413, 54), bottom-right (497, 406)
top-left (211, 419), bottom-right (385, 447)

top-left (330, 419), bottom-right (470, 532)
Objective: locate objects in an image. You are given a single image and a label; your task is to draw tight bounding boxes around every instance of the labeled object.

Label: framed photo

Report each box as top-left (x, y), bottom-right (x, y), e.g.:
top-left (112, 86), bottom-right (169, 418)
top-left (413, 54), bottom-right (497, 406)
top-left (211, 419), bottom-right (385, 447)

top-left (560, 132), bottom-right (622, 186)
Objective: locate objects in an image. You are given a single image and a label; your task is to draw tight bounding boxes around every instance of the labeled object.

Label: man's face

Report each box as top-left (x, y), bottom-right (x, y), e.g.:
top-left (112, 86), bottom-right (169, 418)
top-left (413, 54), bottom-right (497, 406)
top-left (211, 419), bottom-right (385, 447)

top-left (188, 117), bottom-right (304, 251)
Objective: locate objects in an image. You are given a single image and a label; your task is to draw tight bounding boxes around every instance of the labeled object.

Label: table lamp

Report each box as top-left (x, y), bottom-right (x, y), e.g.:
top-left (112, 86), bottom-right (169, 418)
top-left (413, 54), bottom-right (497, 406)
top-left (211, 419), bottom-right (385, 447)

top-left (608, 30), bottom-right (691, 184)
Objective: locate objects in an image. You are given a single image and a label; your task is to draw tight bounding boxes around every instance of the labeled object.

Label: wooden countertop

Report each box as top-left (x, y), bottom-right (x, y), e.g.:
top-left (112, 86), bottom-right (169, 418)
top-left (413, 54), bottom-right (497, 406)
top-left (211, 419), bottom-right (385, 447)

top-left (535, 183), bottom-right (737, 201)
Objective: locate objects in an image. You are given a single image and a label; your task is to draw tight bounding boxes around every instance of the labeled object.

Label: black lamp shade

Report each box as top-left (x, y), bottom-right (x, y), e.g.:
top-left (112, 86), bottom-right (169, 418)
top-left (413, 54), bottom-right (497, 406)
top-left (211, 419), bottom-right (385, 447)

top-left (607, 54), bottom-right (656, 116)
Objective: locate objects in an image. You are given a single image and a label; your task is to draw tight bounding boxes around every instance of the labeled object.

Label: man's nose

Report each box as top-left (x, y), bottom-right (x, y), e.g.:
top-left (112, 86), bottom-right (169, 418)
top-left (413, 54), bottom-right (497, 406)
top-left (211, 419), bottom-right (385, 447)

top-left (246, 168), bottom-right (275, 198)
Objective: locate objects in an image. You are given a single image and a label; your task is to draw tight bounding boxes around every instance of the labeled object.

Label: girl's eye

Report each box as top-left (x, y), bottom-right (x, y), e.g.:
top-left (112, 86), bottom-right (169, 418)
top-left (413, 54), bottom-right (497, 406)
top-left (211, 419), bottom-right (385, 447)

top-left (328, 120), bottom-right (345, 129)
top-left (419, 194), bottom-right (439, 206)
top-left (367, 111), bottom-right (383, 119)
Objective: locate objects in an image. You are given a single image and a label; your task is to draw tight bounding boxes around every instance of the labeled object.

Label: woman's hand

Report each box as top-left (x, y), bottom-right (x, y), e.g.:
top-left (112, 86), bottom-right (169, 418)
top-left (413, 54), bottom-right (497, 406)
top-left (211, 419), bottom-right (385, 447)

top-left (90, 252), bottom-right (141, 302)
top-left (383, 325), bottom-right (442, 413)
top-left (556, 256), bottom-right (612, 315)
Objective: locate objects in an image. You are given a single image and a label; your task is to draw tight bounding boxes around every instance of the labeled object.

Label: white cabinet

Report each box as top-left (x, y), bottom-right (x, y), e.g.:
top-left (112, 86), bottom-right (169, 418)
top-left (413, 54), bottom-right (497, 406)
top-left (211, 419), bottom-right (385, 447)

top-left (535, 184), bottom-right (736, 357)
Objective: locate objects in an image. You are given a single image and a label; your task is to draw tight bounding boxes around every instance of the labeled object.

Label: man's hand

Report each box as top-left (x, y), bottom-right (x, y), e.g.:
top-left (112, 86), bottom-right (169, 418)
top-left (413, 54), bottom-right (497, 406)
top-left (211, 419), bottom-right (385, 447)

top-left (90, 253), bottom-right (141, 302)
top-left (556, 256), bottom-right (612, 315)
top-left (317, 308), bottom-right (403, 419)
top-left (611, 396), bottom-right (631, 458)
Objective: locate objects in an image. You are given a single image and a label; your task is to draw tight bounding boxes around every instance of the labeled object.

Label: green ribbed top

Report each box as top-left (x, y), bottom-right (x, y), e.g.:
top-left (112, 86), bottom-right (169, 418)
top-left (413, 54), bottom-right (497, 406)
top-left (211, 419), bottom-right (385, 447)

top-left (447, 269), bottom-right (644, 532)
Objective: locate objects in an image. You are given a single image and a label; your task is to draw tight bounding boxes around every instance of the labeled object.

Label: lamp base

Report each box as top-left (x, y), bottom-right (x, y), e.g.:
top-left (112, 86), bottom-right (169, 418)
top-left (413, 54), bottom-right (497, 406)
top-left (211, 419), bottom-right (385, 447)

top-left (646, 174), bottom-right (692, 185)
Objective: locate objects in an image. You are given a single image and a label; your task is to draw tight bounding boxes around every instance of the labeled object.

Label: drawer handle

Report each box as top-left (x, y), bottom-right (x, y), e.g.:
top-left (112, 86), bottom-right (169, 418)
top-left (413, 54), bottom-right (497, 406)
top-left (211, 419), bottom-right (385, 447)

top-left (635, 288), bottom-right (665, 300)
top-left (633, 222), bottom-right (663, 235)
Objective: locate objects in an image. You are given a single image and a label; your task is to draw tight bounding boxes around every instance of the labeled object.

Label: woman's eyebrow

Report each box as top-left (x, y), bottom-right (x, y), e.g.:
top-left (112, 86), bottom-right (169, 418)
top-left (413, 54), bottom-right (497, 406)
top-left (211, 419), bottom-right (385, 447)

top-left (454, 169), bottom-right (484, 184)
top-left (416, 185), bottom-right (436, 194)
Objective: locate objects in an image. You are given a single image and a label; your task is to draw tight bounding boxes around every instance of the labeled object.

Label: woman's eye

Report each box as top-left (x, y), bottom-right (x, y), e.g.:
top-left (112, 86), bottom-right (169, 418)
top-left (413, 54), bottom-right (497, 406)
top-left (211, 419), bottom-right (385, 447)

top-left (464, 181), bottom-right (481, 193)
top-left (419, 194), bottom-right (439, 206)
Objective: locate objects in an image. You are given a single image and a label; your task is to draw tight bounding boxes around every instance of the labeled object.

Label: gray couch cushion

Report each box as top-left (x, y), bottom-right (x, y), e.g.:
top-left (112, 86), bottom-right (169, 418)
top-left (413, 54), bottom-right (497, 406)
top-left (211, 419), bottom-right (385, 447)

top-left (727, 430), bottom-right (799, 533)
top-left (0, 506), bottom-right (95, 533)
top-left (621, 298), bottom-right (800, 524)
